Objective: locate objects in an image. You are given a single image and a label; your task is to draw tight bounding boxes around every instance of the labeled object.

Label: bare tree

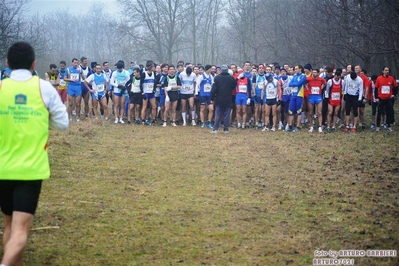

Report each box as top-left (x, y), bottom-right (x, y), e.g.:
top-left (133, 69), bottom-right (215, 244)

top-left (0, 0), bottom-right (31, 63)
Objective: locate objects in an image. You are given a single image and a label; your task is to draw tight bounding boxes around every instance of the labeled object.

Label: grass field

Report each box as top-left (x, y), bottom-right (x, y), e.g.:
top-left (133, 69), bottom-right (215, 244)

top-left (1, 117), bottom-right (399, 266)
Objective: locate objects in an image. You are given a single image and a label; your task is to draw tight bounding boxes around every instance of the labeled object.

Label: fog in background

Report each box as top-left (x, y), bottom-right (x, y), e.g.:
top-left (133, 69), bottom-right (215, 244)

top-left (1, 0), bottom-right (399, 77)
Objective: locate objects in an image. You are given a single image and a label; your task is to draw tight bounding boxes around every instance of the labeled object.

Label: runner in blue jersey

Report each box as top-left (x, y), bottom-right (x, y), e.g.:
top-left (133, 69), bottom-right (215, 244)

top-left (286, 65), bottom-right (306, 132)
top-left (64, 58), bottom-right (84, 122)
top-left (140, 61), bottom-right (157, 125)
top-left (196, 65), bottom-right (214, 128)
top-left (277, 68), bottom-right (292, 130)
top-left (155, 63), bottom-right (169, 125)
top-left (252, 64), bottom-right (267, 129)
top-left (84, 64), bottom-right (109, 120)
top-left (243, 61), bottom-right (253, 126)
top-left (79, 56), bottom-right (91, 117)
top-left (110, 62), bottom-right (130, 124)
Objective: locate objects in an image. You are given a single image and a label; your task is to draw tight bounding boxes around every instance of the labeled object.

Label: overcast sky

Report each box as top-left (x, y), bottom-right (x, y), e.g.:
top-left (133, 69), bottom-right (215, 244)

top-left (27, 0), bottom-right (118, 15)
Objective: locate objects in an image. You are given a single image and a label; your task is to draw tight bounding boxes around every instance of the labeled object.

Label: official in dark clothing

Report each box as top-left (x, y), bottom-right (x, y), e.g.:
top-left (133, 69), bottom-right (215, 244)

top-left (210, 65), bottom-right (236, 133)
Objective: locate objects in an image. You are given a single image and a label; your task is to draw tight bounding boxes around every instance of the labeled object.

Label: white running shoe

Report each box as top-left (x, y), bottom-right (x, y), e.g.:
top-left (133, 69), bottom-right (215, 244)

top-left (182, 122), bottom-right (187, 127)
top-left (271, 127), bottom-right (276, 132)
top-left (172, 122), bottom-right (177, 127)
top-left (114, 118), bottom-right (118, 124)
top-left (76, 118), bottom-right (80, 122)
top-left (192, 120), bottom-right (196, 126)
top-left (163, 122), bottom-right (167, 127)
top-left (318, 126), bottom-right (323, 133)
top-left (309, 126), bottom-right (314, 133)
top-left (262, 126), bottom-right (269, 132)
top-left (119, 118), bottom-right (125, 124)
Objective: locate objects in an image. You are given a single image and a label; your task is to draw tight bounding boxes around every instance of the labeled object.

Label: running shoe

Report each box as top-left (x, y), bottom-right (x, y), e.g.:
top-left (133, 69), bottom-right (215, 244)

top-left (192, 120), bottom-right (196, 126)
top-left (201, 122), bottom-right (206, 128)
top-left (271, 127), bottom-right (276, 132)
top-left (387, 127), bottom-right (393, 132)
top-left (119, 118), bottom-right (124, 124)
top-left (262, 126), bottom-right (269, 132)
top-left (343, 126), bottom-right (349, 132)
top-left (163, 122), bottom-right (167, 127)
top-left (370, 124), bottom-right (376, 130)
top-left (309, 126), bottom-right (314, 133)
top-left (210, 129), bottom-right (218, 134)
top-left (351, 127), bottom-right (357, 132)
top-left (318, 127), bottom-right (323, 133)
top-left (172, 122), bottom-right (177, 127)
top-left (293, 127), bottom-right (300, 132)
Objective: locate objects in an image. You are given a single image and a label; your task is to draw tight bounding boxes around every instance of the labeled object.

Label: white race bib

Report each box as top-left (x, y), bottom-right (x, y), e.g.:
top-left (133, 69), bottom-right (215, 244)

top-left (59, 79), bottom-right (66, 86)
top-left (331, 92), bottom-right (340, 101)
top-left (70, 73), bottom-right (79, 81)
top-left (132, 82), bottom-right (141, 93)
top-left (204, 84), bottom-right (211, 92)
top-left (311, 86), bottom-right (320, 94)
top-left (267, 88), bottom-right (276, 98)
top-left (144, 83), bottom-right (154, 93)
top-left (381, 86), bottom-right (390, 94)
top-left (238, 85), bottom-right (247, 93)
top-left (291, 87), bottom-right (298, 93)
top-left (283, 87), bottom-right (291, 95)
top-left (257, 82), bottom-right (264, 89)
top-left (183, 84), bottom-right (191, 91)
top-left (97, 84), bottom-right (105, 92)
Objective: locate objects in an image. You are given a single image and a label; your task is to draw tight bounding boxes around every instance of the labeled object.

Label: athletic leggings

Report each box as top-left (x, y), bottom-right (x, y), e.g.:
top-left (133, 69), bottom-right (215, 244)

top-left (377, 99), bottom-right (393, 127)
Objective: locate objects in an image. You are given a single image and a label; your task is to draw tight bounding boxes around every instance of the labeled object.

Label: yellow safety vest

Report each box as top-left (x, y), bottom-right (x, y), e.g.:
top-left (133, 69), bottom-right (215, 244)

top-left (0, 76), bottom-right (50, 180)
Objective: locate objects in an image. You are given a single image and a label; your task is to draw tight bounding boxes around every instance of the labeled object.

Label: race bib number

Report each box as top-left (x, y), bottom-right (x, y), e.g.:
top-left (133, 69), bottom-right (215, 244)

top-left (311, 86), bottom-right (320, 94)
top-left (169, 79), bottom-right (177, 89)
top-left (381, 86), bottom-right (390, 94)
top-left (144, 83), bottom-right (154, 93)
top-left (204, 84), bottom-right (211, 92)
top-left (59, 79), bottom-right (66, 86)
top-left (283, 87), bottom-right (291, 95)
top-left (183, 84), bottom-right (191, 91)
top-left (257, 82), bottom-right (264, 89)
top-left (132, 84), bottom-right (141, 93)
top-left (238, 85), bottom-right (247, 93)
top-left (70, 73), bottom-right (79, 81)
top-left (291, 87), bottom-right (298, 94)
top-left (331, 92), bottom-right (340, 101)
top-left (267, 88), bottom-right (276, 98)
top-left (97, 84), bottom-right (105, 92)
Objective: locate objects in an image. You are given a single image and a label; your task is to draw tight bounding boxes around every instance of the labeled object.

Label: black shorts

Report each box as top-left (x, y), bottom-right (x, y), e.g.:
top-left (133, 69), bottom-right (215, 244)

top-left (180, 93), bottom-right (193, 100)
top-left (129, 92), bottom-right (142, 105)
top-left (0, 180), bottom-right (43, 215)
top-left (168, 91), bottom-right (179, 102)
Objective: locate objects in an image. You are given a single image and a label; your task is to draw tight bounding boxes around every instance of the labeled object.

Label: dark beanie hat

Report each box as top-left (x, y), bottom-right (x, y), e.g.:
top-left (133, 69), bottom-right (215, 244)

top-left (350, 71), bottom-right (357, 80)
top-left (304, 63), bottom-right (312, 70)
top-left (205, 64), bottom-right (212, 71)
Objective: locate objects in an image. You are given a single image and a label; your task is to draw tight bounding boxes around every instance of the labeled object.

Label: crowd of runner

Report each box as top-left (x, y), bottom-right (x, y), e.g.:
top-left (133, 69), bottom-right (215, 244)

top-left (4, 58), bottom-right (397, 132)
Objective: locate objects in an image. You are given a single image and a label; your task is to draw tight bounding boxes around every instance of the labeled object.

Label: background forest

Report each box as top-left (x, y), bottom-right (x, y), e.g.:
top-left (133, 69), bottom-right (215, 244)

top-left (1, 0), bottom-right (399, 76)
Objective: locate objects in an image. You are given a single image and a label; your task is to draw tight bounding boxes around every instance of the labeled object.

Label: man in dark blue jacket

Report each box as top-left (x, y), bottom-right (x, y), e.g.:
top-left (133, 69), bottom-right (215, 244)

top-left (210, 65), bottom-right (236, 133)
